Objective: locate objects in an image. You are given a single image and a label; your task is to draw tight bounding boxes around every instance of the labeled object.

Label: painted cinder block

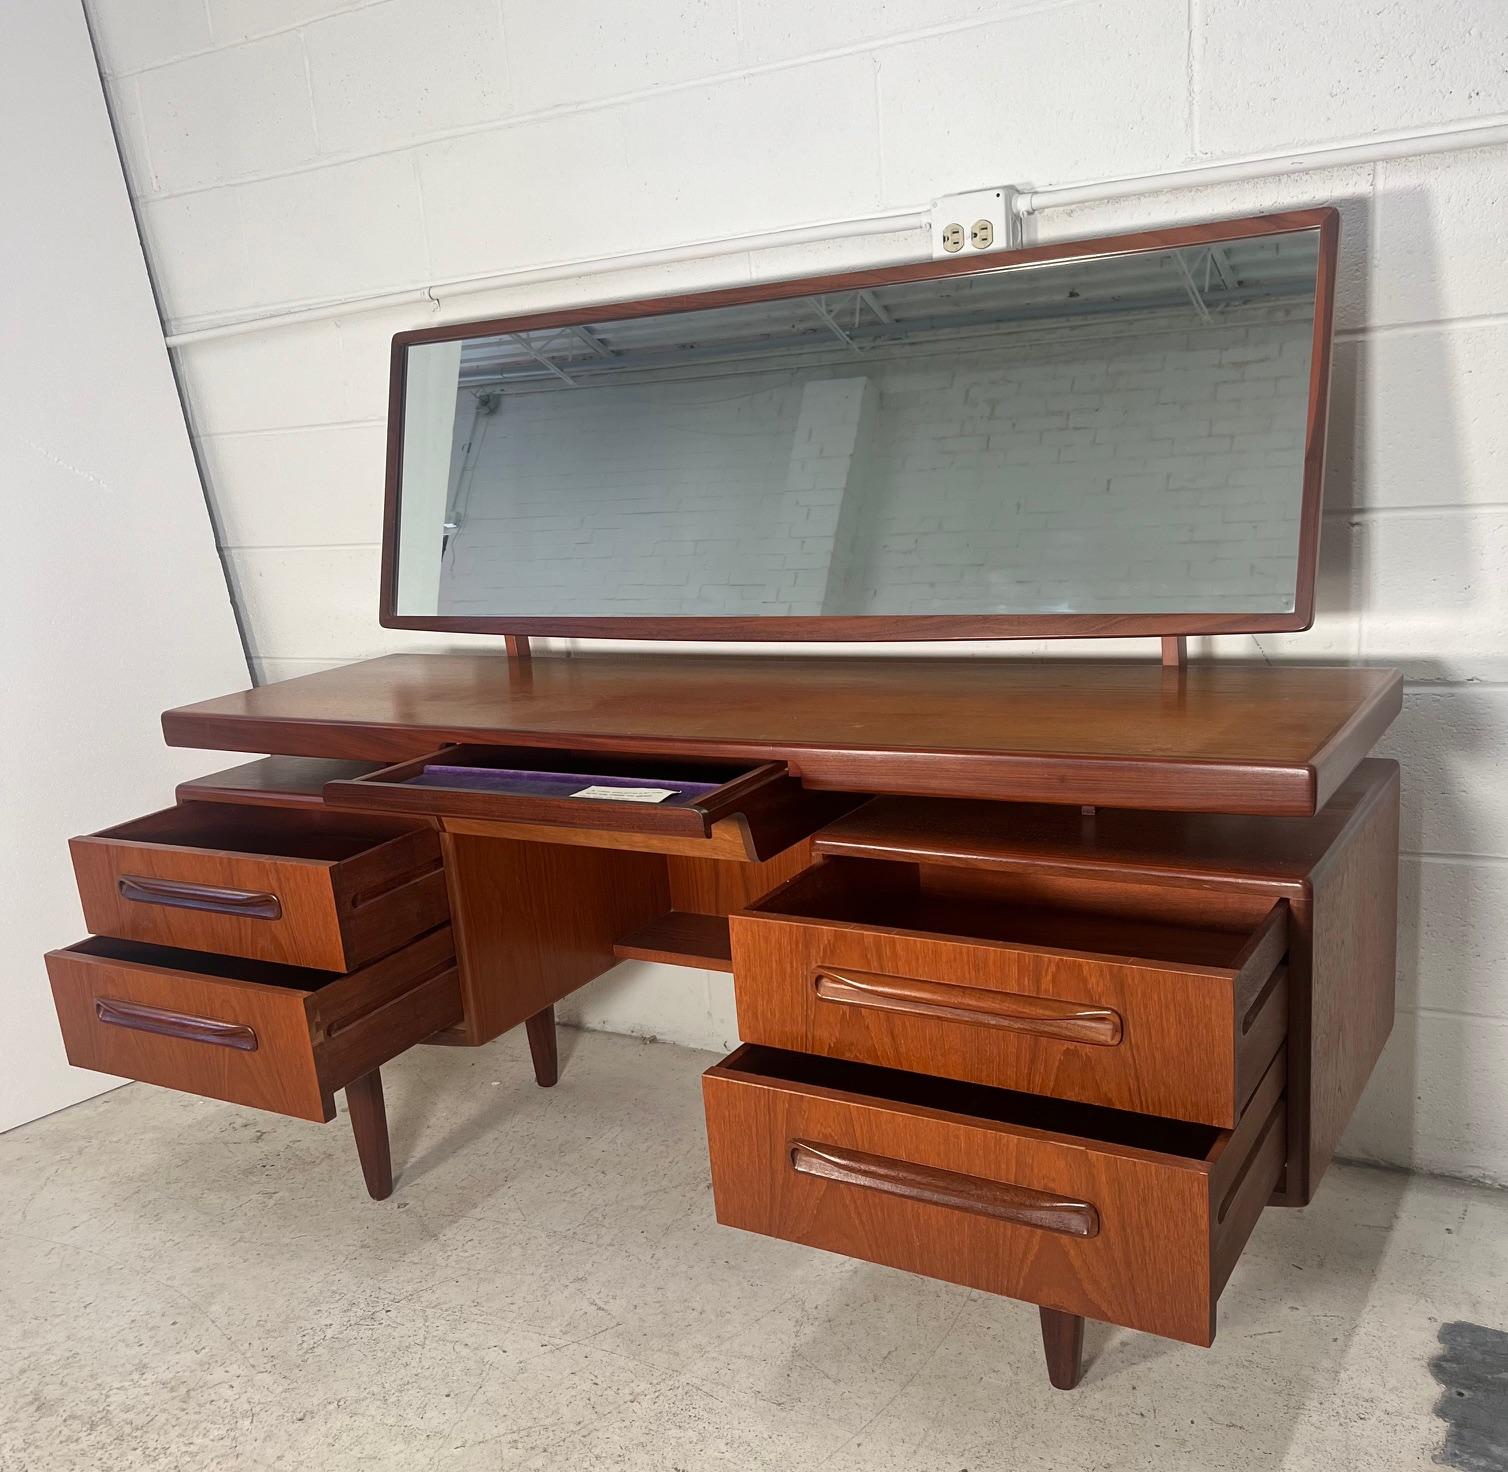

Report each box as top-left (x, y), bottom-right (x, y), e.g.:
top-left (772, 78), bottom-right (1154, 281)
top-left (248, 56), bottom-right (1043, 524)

top-left (1341, 1011), bottom-right (1508, 1186)
top-left (1345, 510), bottom-right (1508, 680)
top-left (176, 323), bottom-right (353, 434)
top-left (1398, 856), bottom-right (1508, 1019)
top-left (207, 0), bottom-right (369, 46)
top-left (502, 0), bottom-right (741, 113)
top-left (1196, 0), bottom-right (1508, 156)
top-left (1376, 688), bottom-right (1508, 859)
top-left (138, 188), bottom-right (257, 322)
top-left (1328, 324), bottom-right (1508, 512)
top-left (417, 110), bottom-right (642, 281)
top-left (87, 0), bottom-right (212, 76)
top-left (1372, 147), bottom-right (1508, 327)
top-left (136, 33), bottom-right (317, 192)
top-left (197, 422), bottom-right (388, 549)
top-left (616, 57), bottom-right (883, 241)
top-left (304, 0), bottom-right (510, 156)
top-left (878, 0), bottom-right (1188, 200)
top-left (236, 152), bottom-right (429, 306)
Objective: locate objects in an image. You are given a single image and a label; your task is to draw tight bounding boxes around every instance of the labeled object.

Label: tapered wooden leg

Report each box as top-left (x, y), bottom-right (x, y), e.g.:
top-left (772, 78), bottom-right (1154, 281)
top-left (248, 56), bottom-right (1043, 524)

top-left (1039, 1307), bottom-right (1085, 1390)
top-left (345, 1069), bottom-right (393, 1201)
top-left (524, 1005), bottom-right (559, 1088)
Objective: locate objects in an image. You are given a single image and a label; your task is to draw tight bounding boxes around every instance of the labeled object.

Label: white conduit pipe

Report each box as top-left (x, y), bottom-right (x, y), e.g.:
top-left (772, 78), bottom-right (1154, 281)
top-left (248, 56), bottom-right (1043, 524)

top-left (1017, 116), bottom-right (1508, 213)
top-left (162, 115), bottom-right (1508, 349)
top-left (161, 207), bottom-right (931, 347)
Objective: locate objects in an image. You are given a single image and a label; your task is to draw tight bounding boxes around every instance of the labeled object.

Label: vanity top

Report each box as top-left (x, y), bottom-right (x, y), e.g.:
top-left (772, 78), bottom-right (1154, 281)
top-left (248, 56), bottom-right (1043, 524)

top-left (161, 652), bottom-right (1401, 817)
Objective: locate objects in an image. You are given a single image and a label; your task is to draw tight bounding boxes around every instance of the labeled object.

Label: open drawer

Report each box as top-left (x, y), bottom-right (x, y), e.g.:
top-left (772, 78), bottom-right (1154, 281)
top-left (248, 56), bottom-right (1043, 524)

top-left (730, 858), bottom-right (1288, 1128)
top-left (704, 1045), bottom-right (1285, 1346)
top-left (322, 744), bottom-right (854, 861)
top-left (46, 927), bottom-right (459, 1122)
top-left (70, 803), bottom-right (448, 972)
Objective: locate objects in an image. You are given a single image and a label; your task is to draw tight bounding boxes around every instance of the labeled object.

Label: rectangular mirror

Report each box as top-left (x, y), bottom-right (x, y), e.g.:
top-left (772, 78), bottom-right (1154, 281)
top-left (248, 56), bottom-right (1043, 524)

top-left (382, 209), bottom-right (1337, 640)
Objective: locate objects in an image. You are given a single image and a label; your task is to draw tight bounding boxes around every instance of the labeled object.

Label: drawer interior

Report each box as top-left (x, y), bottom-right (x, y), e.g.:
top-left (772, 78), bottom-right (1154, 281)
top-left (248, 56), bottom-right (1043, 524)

top-left (749, 857), bottom-right (1278, 969)
top-left (387, 747), bottom-right (746, 806)
top-left (63, 935), bottom-right (358, 991)
top-left (93, 803), bottom-right (429, 860)
top-left (727, 1044), bottom-right (1224, 1162)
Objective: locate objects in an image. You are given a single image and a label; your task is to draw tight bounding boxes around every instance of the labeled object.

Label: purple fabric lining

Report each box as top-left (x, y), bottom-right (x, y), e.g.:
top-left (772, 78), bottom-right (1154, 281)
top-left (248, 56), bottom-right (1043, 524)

top-left (407, 764), bottom-right (718, 805)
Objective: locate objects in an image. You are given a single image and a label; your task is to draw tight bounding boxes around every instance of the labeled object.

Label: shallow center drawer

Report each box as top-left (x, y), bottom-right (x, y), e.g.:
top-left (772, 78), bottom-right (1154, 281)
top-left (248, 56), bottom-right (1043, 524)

top-left (322, 744), bottom-right (853, 861)
top-left (46, 928), bottom-right (460, 1123)
top-left (70, 803), bottom-right (447, 972)
top-left (704, 1045), bottom-right (1285, 1347)
top-left (730, 858), bottom-right (1288, 1128)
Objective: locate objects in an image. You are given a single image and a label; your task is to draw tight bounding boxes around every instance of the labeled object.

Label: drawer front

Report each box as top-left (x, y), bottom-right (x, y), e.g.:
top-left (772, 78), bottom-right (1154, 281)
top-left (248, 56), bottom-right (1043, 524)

top-left (730, 906), bottom-right (1287, 1128)
top-left (703, 1049), bottom-right (1285, 1346)
top-left (70, 810), bottom-right (446, 971)
top-left (46, 929), bottom-right (460, 1123)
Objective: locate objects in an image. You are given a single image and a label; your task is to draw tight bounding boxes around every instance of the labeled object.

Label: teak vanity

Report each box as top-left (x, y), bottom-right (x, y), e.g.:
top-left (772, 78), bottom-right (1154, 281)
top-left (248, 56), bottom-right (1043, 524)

top-left (44, 210), bottom-right (1403, 1391)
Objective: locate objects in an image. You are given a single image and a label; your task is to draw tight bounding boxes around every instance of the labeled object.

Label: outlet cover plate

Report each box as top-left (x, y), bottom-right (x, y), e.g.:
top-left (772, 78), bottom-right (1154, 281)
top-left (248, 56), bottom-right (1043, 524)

top-left (929, 187), bottom-right (1021, 259)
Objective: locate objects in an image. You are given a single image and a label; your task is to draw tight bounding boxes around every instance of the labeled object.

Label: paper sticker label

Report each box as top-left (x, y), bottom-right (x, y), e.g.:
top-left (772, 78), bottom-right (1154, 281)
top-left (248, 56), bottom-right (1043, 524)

top-left (571, 785), bottom-right (678, 804)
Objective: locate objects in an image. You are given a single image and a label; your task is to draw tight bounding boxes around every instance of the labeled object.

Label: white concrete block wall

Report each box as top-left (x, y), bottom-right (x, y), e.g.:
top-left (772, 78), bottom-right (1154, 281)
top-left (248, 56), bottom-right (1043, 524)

top-left (85, 0), bottom-right (1508, 1183)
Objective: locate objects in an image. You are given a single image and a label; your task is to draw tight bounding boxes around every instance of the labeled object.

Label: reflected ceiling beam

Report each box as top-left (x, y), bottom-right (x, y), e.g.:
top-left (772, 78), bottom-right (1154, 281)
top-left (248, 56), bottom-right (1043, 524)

top-left (859, 289), bottom-right (893, 324)
top-left (455, 283), bottom-right (1312, 389)
top-left (810, 297), bottom-right (862, 353)
top-left (1207, 247), bottom-right (1238, 292)
top-left (1172, 252), bottom-right (1213, 324)
top-left (569, 325), bottom-right (615, 358)
top-left (508, 333), bottom-right (579, 386)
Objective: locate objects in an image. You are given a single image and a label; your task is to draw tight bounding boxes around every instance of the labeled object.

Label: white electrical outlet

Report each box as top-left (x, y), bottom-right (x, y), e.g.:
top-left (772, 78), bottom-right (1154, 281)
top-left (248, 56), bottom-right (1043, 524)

top-left (930, 188), bottom-right (1020, 259)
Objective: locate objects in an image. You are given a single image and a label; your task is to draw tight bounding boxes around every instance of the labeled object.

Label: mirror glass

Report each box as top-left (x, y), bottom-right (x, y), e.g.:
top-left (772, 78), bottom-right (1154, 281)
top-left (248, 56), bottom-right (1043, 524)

top-left (392, 228), bottom-right (1321, 621)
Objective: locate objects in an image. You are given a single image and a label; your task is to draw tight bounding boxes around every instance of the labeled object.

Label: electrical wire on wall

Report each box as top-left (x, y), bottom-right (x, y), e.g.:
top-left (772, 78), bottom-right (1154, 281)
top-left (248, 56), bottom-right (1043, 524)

top-left (442, 388), bottom-right (498, 569)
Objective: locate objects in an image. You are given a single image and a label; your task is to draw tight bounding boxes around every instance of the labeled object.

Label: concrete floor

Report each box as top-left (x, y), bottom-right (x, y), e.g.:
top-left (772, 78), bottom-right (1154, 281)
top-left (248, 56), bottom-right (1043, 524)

top-left (1, 1027), bottom-right (1504, 1472)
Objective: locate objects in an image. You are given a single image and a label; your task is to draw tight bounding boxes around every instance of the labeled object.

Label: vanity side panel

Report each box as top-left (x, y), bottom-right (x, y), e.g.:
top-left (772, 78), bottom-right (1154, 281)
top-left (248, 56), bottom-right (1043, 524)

top-left (1293, 761), bottom-right (1400, 1201)
top-left (441, 834), bottom-right (669, 1044)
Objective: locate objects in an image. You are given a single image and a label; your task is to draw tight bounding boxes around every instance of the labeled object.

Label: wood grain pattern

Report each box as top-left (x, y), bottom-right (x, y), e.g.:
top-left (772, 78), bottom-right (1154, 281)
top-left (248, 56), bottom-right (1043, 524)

top-left (525, 1005), bottom-right (559, 1087)
top-left (809, 968), bottom-right (1124, 1047)
top-left (71, 803), bottom-right (446, 971)
top-left (613, 911), bottom-right (733, 971)
top-left (702, 1046), bottom-right (1286, 1346)
top-left (160, 653), bottom-right (1402, 818)
top-left (665, 839), bottom-right (816, 914)
top-left (45, 927), bottom-right (459, 1122)
top-left (1039, 1308), bottom-right (1086, 1390)
top-left (377, 210), bottom-right (1339, 644)
top-left (345, 1070), bottom-right (393, 1200)
top-left (815, 762), bottom-right (1397, 897)
top-left (1286, 761), bottom-right (1400, 1201)
top-left (789, 1140), bottom-right (1101, 1237)
top-left (440, 833), bottom-right (668, 1045)
top-left (178, 756), bottom-right (387, 810)
top-left (438, 813), bottom-right (766, 860)
top-left (730, 858), bottom-right (1287, 1127)
top-left (813, 763), bottom-right (1400, 1202)
top-left (91, 997), bottom-right (259, 1051)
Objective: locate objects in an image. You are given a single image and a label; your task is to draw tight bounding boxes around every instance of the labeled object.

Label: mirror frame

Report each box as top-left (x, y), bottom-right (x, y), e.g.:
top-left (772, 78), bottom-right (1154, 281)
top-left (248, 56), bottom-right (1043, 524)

top-left (378, 207), bottom-right (1338, 642)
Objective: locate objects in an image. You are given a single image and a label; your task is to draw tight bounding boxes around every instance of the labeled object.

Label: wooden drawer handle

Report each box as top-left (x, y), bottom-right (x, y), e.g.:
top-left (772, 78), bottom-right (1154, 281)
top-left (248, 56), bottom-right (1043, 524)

top-left (790, 1140), bottom-right (1100, 1238)
top-left (95, 997), bottom-right (259, 1052)
top-left (813, 968), bottom-right (1122, 1047)
top-left (118, 874), bottom-right (282, 920)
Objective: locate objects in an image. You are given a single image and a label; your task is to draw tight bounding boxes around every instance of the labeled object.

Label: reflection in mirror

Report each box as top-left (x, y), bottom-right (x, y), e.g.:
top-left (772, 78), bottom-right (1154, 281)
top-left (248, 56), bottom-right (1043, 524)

top-left (392, 229), bottom-right (1321, 621)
